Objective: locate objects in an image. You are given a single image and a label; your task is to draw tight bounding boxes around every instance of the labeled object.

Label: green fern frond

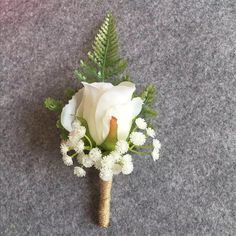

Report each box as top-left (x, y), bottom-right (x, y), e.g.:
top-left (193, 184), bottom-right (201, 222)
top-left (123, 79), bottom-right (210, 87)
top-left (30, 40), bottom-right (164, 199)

top-left (74, 13), bottom-right (127, 82)
top-left (140, 85), bottom-right (157, 118)
top-left (44, 98), bottom-right (63, 113)
top-left (56, 120), bottom-right (69, 140)
top-left (64, 87), bottom-right (76, 99)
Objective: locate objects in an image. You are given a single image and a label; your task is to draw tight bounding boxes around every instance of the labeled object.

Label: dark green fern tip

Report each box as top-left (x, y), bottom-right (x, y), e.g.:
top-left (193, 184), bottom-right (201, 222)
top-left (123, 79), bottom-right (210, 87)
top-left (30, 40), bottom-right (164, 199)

top-left (44, 97), bottom-right (63, 113)
top-left (140, 85), bottom-right (157, 118)
top-left (64, 87), bottom-right (76, 99)
top-left (74, 12), bottom-right (127, 83)
top-left (56, 120), bottom-right (69, 140)
top-left (141, 85), bottom-right (156, 106)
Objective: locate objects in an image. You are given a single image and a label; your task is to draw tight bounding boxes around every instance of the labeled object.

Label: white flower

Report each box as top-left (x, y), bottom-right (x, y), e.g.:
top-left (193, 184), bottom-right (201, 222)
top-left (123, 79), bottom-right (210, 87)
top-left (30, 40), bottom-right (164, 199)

top-left (122, 160), bottom-right (133, 175)
top-left (115, 140), bottom-right (129, 154)
top-left (152, 148), bottom-right (160, 161)
top-left (153, 139), bottom-right (161, 150)
top-left (109, 151), bottom-right (121, 161)
top-left (94, 160), bottom-right (102, 170)
top-left (74, 166), bottom-right (86, 177)
top-left (112, 163), bottom-right (123, 175)
top-left (68, 131), bottom-right (81, 146)
top-left (61, 81), bottom-right (143, 145)
top-left (121, 154), bottom-right (132, 163)
top-left (72, 120), bottom-right (81, 130)
top-left (120, 154), bottom-right (133, 175)
top-left (76, 152), bottom-right (84, 164)
top-left (130, 132), bottom-right (146, 146)
top-left (60, 142), bottom-right (69, 155)
top-left (135, 118), bottom-right (147, 130)
top-left (76, 126), bottom-right (86, 139)
top-left (146, 127), bottom-right (156, 138)
top-left (99, 167), bottom-right (113, 181)
top-left (62, 155), bottom-right (73, 166)
top-left (101, 155), bottom-right (115, 169)
top-left (89, 147), bottom-right (102, 162)
top-left (81, 154), bottom-right (93, 168)
top-left (74, 140), bottom-right (85, 153)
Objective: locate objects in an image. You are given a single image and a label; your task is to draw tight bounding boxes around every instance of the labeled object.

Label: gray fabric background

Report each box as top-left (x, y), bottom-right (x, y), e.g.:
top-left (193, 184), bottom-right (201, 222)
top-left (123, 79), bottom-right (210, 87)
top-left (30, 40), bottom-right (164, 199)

top-left (0, 1), bottom-right (236, 235)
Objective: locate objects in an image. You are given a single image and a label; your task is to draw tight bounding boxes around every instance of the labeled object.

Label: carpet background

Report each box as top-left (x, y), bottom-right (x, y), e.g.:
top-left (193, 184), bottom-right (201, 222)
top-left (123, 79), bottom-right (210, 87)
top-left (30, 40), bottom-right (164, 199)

top-left (0, 1), bottom-right (236, 235)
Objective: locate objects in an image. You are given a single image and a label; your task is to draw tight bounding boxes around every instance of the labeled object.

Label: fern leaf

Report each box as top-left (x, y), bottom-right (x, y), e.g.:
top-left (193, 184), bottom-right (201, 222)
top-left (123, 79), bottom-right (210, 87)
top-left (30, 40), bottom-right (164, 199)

top-left (74, 13), bottom-right (127, 82)
top-left (140, 85), bottom-right (157, 118)
top-left (44, 98), bottom-right (63, 113)
top-left (88, 13), bottom-right (127, 81)
top-left (141, 85), bottom-right (156, 106)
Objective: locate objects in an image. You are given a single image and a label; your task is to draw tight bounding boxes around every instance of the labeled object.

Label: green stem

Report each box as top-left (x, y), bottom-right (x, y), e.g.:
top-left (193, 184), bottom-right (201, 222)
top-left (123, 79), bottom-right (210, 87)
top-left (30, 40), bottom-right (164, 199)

top-left (136, 145), bottom-right (153, 149)
top-left (70, 152), bottom-right (78, 158)
top-left (84, 146), bottom-right (92, 151)
top-left (129, 144), bottom-right (135, 150)
top-left (129, 149), bottom-right (152, 156)
top-left (84, 135), bottom-right (93, 149)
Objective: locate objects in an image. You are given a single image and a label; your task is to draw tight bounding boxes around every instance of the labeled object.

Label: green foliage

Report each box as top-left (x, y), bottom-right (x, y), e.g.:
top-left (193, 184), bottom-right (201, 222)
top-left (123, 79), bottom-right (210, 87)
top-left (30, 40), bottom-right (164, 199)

top-left (74, 12), bottom-right (127, 82)
top-left (44, 98), bottom-right (63, 113)
top-left (141, 85), bottom-right (155, 105)
top-left (56, 120), bottom-right (69, 140)
top-left (122, 74), bottom-right (131, 82)
top-left (64, 87), bottom-right (76, 99)
top-left (140, 85), bottom-right (157, 118)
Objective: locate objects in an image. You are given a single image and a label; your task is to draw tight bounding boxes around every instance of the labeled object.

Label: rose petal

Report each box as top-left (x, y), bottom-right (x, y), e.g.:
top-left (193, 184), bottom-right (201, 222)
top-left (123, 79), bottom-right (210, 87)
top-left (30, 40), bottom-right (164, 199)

top-left (80, 82), bottom-right (113, 144)
top-left (103, 97), bottom-right (143, 140)
top-left (61, 89), bottom-right (84, 132)
top-left (95, 82), bottom-right (137, 144)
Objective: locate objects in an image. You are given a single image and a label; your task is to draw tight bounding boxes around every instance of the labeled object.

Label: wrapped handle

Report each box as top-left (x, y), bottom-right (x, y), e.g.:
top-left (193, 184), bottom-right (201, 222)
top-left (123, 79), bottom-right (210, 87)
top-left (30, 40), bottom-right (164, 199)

top-left (98, 179), bottom-right (112, 227)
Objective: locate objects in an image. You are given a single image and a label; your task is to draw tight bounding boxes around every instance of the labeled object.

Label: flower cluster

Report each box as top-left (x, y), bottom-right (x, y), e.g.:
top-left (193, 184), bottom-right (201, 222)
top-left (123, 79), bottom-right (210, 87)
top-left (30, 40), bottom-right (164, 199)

top-left (60, 117), bottom-right (161, 181)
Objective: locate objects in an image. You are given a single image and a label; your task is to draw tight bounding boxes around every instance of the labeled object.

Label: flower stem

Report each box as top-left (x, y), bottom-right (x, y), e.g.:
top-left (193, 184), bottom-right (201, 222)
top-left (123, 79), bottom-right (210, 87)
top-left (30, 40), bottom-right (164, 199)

top-left (129, 149), bottom-right (152, 156)
top-left (70, 152), bottom-right (78, 158)
top-left (84, 135), bottom-right (93, 149)
top-left (129, 144), bottom-right (135, 150)
top-left (136, 145), bottom-right (153, 149)
top-left (84, 146), bottom-right (92, 151)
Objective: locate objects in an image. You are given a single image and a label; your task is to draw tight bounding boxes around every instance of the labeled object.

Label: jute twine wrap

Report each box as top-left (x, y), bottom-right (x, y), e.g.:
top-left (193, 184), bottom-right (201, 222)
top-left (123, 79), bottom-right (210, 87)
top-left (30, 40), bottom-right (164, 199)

top-left (98, 179), bottom-right (112, 227)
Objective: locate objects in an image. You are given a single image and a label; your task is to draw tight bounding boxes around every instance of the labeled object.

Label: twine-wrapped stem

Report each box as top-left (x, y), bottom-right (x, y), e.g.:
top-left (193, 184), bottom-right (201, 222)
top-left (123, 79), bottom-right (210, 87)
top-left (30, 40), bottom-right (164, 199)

top-left (98, 179), bottom-right (112, 227)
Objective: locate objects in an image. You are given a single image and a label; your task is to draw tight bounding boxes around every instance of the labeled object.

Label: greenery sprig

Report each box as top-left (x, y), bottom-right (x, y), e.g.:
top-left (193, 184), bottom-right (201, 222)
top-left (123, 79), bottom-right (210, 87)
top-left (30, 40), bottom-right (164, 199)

top-left (74, 13), bottom-right (127, 82)
top-left (140, 85), bottom-right (157, 119)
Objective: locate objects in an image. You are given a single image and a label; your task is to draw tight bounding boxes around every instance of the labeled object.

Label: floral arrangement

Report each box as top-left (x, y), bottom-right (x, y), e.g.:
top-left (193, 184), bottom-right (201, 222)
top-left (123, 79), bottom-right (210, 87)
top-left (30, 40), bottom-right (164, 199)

top-left (44, 13), bottom-right (161, 228)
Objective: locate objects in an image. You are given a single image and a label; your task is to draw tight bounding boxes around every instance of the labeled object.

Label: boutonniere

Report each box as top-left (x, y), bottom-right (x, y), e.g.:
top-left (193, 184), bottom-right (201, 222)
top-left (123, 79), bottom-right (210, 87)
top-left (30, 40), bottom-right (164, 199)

top-left (44, 13), bottom-right (161, 228)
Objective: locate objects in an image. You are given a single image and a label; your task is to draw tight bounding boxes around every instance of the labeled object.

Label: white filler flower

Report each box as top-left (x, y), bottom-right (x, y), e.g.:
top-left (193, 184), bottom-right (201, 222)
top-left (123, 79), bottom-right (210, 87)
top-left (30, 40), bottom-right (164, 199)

top-left (72, 120), bottom-right (81, 130)
top-left (101, 155), bottom-right (115, 169)
top-left (153, 139), bottom-right (161, 150)
top-left (68, 131), bottom-right (81, 146)
top-left (109, 151), bottom-right (122, 161)
top-left (74, 140), bottom-right (85, 153)
top-left (89, 147), bottom-right (102, 162)
top-left (130, 132), bottom-right (146, 146)
top-left (77, 126), bottom-right (86, 139)
top-left (62, 155), bottom-right (73, 166)
top-left (112, 163), bottom-right (123, 175)
top-left (82, 154), bottom-right (94, 168)
top-left (94, 159), bottom-right (102, 170)
top-left (115, 140), bottom-right (129, 154)
top-left (146, 127), bottom-right (156, 138)
top-left (135, 118), bottom-right (147, 130)
top-left (60, 142), bottom-right (69, 155)
top-left (99, 167), bottom-right (113, 181)
top-left (74, 166), bottom-right (86, 177)
top-left (152, 149), bottom-right (160, 161)
top-left (120, 154), bottom-right (133, 175)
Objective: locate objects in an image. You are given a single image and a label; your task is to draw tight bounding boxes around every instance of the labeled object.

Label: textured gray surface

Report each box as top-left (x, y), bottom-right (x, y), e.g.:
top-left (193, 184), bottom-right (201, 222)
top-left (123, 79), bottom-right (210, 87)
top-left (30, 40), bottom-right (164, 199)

top-left (0, 1), bottom-right (236, 235)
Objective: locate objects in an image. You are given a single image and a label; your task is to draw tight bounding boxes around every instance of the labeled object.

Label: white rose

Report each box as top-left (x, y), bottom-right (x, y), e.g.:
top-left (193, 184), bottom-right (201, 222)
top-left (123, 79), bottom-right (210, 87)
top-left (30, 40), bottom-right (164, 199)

top-left (61, 81), bottom-right (143, 145)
